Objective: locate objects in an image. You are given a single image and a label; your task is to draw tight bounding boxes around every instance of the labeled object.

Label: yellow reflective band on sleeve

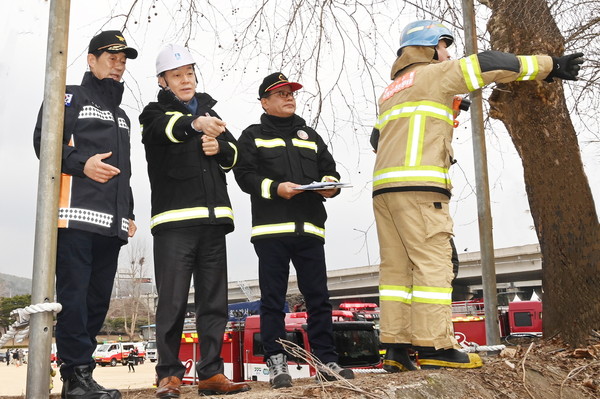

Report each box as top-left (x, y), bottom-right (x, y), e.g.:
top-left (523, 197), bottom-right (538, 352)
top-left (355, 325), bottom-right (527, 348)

top-left (252, 222), bottom-right (296, 237)
top-left (261, 178), bottom-right (273, 199)
top-left (214, 207), bottom-right (234, 220)
top-left (412, 285), bottom-right (453, 305)
top-left (373, 165), bottom-right (451, 187)
top-left (460, 55), bottom-right (485, 91)
top-left (255, 138), bottom-right (286, 148)
top-left (516, 56), bottom-right (539, 81)
top-left (379, 285), bottom-right (412, 304)
top-left (150, 207), bottom-right (209, 229)
top-left (165, 111), bottom-right (187, 143)
top-left (220, 142), bottom-right (238, 170)
top-left (291, 138), bottom-right (317, 152)
top-left (375, 101), bottom-right (453, 132)
top-left (303, 223), bottom-right (325, 238)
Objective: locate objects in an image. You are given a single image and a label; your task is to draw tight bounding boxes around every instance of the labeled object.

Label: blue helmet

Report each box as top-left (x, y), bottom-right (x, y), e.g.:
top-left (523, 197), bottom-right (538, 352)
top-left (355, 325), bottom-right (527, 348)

top-left (398, 20), bottom-right (454, 55)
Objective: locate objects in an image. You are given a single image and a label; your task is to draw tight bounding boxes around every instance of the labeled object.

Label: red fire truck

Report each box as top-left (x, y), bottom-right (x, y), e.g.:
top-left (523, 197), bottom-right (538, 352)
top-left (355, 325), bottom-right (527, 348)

top-left (338, 302), bottom-right (380, 325)
top-left (338, 299), bottom-right (543, 347)
top-left (178, 310), bottom-right (382, 384)
top-left (452, 299), bottom-right (543, 346)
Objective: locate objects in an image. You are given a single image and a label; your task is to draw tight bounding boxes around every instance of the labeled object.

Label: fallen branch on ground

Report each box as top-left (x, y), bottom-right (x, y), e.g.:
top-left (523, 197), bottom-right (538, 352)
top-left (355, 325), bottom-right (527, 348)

top-left (277, 338), bottom-right (391, 399)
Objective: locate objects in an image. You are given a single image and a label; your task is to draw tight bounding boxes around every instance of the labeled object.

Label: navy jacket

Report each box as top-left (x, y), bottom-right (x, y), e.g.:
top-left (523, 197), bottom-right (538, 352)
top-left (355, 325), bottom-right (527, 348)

top-left (235, 114), bottom-right (340, 243)
top-left (34, 72), bottom-right (134, 241)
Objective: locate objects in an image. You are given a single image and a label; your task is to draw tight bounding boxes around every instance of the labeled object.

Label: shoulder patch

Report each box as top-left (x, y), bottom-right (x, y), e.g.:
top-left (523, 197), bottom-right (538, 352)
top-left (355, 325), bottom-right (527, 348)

top-left (297, 129), bottom-right (309, 140)
top-left (65, 93), bottom-right (73, 107)
top-left (380, 71), bottom-right (415, 102)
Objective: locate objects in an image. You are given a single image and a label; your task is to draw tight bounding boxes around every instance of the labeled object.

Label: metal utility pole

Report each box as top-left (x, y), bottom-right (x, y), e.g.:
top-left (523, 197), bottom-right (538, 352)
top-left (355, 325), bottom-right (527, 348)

top-left (461, 0), bottom-right (500, 345)
top-left (27, 1), bottom-right (71, 398)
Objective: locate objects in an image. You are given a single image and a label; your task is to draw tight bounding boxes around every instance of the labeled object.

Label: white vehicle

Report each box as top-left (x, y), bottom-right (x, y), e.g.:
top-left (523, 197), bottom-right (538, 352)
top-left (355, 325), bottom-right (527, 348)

top-left (146, 340), bottom-right (157, 362)
top-left (94, 341), bottom-right (145, 367)
top-left (94, 342), bottom-right (125, 367)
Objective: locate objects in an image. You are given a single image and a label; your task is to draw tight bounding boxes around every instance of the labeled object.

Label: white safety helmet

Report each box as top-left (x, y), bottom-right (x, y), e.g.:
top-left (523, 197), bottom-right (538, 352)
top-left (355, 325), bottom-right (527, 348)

top-left (155, 44), bottom-right (195, 76)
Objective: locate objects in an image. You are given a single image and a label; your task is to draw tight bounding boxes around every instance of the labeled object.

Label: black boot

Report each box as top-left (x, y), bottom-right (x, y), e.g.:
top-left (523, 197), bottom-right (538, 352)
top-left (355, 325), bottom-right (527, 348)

top-left (89, 380), bottom-right (121, 399)
top-left (417, 347), bottom-right (483, 369)
top-left (61, 366), bottom-right (112, 399)
top-left (383, 347), bottom-right (418, 372)
top-left (83, 367), bottom-right (122, 399)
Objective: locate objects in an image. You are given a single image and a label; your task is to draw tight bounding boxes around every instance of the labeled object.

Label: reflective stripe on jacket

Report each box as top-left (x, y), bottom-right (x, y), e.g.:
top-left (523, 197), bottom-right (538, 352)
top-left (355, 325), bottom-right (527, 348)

top-left (235, 114), bottom-right (340, 242)
top-left (140, 90), bottom-right (237, 234)
top-left (373, 48), bottom-right (553, 197)
top-left (33, 72), bottom-right (134, 241)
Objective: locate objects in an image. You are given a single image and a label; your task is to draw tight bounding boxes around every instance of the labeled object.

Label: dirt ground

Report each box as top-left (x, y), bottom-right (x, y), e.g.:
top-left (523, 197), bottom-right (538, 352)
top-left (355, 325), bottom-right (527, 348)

top-left (4, 335), bottom-right (599, 399)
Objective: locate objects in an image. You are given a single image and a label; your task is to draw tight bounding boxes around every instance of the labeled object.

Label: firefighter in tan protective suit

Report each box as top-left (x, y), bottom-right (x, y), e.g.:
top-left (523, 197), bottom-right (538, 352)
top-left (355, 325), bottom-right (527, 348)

top-left (372, 20), bottom-right (583, 371)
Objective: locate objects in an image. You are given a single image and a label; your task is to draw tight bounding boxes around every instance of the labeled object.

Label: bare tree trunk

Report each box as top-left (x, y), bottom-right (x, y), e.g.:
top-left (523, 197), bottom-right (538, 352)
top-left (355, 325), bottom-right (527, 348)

top-left (487, 0), bottom-right (600, 346)
top-left (121, 242), bottom-right (147, 341)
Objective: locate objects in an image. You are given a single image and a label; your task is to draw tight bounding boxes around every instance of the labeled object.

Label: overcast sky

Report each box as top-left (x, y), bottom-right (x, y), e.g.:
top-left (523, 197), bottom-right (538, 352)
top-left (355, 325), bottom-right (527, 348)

top-left (1, 1), bottom-right (598, 286)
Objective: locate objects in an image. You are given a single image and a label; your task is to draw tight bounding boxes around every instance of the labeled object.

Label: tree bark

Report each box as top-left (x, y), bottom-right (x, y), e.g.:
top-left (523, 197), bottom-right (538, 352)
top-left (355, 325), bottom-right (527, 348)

top-left (487, 0), bottom-right (600, 346)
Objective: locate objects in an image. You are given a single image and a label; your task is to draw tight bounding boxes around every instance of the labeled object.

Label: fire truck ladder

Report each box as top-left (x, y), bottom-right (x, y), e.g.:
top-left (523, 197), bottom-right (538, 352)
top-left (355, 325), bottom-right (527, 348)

top-left (237, 281), bottom-right (257, 302)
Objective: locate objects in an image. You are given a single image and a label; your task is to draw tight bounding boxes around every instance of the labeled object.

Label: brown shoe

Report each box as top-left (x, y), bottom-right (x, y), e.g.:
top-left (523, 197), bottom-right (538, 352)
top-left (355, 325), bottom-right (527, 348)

top-left (197, 373), bottom-right (250, 395)
top-left (156, 376), bottom-right (182, 398)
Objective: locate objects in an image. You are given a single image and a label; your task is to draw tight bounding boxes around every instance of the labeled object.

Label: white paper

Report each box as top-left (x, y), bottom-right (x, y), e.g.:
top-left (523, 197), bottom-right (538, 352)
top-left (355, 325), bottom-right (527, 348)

top-left (293, 181), bottom-right (352, 190)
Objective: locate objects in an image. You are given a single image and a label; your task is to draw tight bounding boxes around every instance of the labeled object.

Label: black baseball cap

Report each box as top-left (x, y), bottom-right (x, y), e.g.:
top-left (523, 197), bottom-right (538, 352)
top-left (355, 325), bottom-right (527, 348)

top-left (88, 30), bottom-right (138, 59)
top-left (258, 72), bottom-right (303, 98)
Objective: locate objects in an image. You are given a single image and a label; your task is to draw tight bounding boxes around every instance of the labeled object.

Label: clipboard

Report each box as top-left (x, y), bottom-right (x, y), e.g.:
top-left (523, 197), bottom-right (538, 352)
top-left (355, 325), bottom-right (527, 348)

top-left (293, 181), bottom-right (352, 190)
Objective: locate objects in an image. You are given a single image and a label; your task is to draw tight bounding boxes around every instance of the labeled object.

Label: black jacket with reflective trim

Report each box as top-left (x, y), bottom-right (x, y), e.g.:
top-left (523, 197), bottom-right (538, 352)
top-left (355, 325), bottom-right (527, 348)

top-left (234, 114), bottom-right (340, 243)
top-left (140, 90), bottom-right (237, 235)
top-left (33, 72), bottom-right (134, 241)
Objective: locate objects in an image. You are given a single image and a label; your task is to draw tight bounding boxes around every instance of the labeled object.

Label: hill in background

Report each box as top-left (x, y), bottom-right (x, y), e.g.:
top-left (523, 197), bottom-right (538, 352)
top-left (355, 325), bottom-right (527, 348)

top-left (0, 273), bottom-right (32, 297)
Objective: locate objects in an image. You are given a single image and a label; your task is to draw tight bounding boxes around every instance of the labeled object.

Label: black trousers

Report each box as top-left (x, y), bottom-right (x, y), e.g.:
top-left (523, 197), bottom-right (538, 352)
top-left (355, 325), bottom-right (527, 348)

top-left (55, 229), bottom-right (123, 377)
top-left (153, 225), bottom-right (228, 381)
top-left (254, 236), bottom-right (338, 363)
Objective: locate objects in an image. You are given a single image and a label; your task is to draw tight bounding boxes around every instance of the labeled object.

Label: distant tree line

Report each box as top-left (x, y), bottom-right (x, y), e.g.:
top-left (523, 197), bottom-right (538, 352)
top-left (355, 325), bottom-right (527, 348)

top-left (100, 315), bottom-right (150, 337)
top-left (0, 294), bottom-right (31, 334)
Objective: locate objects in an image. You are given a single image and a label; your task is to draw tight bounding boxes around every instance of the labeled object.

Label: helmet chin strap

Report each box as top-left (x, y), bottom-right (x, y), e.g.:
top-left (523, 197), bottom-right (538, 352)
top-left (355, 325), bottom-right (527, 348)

top-left (159, 68), bottom-right (199, 103)
top-left (157, 81), bottom-right (178, 100)
top-left (159, 82), bottom-right (195, 105)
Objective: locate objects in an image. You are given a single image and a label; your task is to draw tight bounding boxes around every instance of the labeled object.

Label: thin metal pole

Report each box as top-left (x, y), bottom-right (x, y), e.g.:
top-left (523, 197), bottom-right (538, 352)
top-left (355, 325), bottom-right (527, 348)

top-left (27, 1), bottom-right (71, 398)
top-left (460, 0), bottom-right (500, 345)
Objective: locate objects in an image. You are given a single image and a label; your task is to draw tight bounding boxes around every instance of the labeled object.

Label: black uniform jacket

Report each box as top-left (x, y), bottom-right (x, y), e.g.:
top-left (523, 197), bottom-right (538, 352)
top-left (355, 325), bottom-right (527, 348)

top-left (139, 90), bottom-right (237, 235)
top-left (33, 71), bottom-right (134, 241)
top-left (234, 114), bottom-right (340, 243)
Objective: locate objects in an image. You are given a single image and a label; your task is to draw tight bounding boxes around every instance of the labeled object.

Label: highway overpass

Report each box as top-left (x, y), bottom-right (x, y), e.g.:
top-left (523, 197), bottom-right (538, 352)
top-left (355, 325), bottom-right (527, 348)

top-left (220, 243), bottom-right (542, 306)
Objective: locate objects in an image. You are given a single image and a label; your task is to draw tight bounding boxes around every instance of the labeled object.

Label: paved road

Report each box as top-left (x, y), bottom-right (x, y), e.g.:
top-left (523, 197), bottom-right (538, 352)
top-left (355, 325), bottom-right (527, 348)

top-left (1, 360), bottom-right (157, 397)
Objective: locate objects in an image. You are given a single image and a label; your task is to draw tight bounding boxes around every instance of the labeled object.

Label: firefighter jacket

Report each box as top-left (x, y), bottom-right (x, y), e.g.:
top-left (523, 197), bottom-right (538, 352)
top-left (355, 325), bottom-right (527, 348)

top-left (372, 46), bottom-right (553, 198)
top-left (139, 90), bottom-right (237, 235)
top-left (234, 113), bottom-right (340, 243)
top-left (33, 71), bottom-right (134, 241)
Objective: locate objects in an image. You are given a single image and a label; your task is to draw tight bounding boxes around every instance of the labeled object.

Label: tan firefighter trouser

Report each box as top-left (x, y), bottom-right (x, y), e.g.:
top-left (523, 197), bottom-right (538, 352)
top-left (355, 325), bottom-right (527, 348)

top-left (373, 191), bottom-right (459, 350)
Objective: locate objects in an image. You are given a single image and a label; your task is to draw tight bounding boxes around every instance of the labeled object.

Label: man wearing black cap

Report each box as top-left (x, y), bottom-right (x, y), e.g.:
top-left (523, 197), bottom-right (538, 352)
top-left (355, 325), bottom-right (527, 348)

top-left (34, 30), bottom-right (138, 399)
top-left (235, 72), bottom-right (354, 388)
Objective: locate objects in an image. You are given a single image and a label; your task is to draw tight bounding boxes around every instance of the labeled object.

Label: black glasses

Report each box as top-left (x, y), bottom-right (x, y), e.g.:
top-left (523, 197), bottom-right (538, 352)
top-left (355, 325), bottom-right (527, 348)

top-left (267, 90), bottom-right (296, 99)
